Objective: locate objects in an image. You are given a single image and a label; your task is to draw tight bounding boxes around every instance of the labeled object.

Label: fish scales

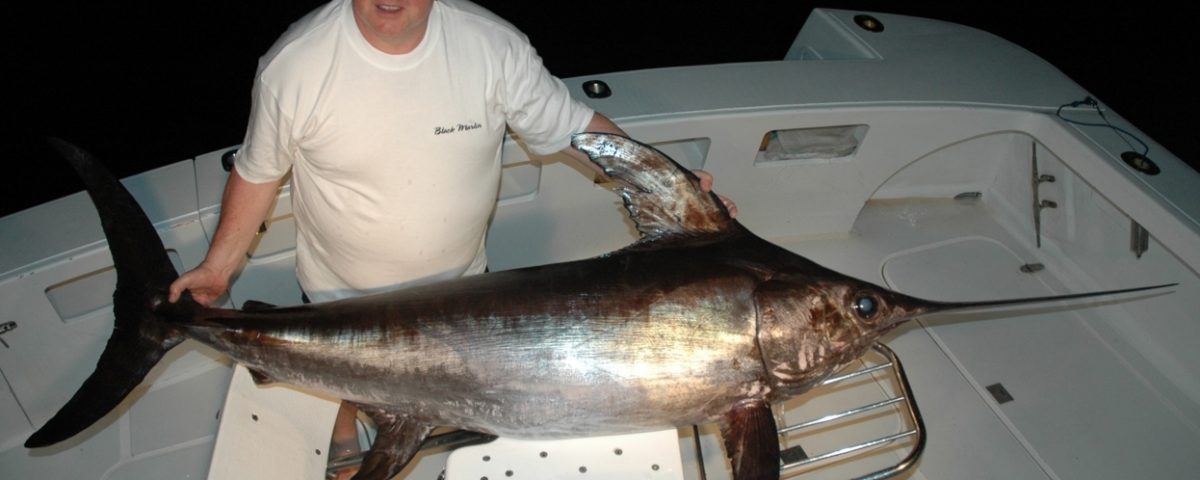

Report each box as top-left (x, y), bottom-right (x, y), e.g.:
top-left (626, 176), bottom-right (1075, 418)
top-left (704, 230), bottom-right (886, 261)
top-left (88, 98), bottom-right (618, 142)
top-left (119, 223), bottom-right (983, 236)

top-left (192, 246), bottom-right (767, 438)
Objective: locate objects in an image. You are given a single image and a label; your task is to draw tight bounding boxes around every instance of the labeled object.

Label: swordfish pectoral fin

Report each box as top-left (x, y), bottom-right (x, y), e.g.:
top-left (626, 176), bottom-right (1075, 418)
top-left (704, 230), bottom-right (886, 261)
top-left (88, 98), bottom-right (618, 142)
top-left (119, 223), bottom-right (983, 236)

top-left (571, 133), bottom-right (735, 241)
top-left (349, 403), bottom-right (435, 480)
top-left (721, 400), bottom-right (781, 480)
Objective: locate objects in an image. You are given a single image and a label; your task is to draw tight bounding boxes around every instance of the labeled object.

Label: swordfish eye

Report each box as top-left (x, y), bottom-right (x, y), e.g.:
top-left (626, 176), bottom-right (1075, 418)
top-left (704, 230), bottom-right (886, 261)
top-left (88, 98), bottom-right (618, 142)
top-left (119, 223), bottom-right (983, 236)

top-left (851, 294), bottom-right (879, 320)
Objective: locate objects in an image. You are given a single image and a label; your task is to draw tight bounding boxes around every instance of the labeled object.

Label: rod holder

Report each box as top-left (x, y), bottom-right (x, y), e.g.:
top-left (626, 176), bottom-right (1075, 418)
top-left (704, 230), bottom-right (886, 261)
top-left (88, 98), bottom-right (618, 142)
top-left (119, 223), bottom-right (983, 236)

top-left (1131, 220), bottom-right (1150, 258)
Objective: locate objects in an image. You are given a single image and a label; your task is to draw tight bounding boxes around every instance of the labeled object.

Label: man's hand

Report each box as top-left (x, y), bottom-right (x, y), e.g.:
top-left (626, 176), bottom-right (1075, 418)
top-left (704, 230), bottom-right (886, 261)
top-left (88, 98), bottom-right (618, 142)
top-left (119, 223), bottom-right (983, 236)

top-left (693, 169), bottom-right (739, 218)
top-left (169, 263), bottom-right (231, 306)
top-left (168, 167), bottom-right (282, 306)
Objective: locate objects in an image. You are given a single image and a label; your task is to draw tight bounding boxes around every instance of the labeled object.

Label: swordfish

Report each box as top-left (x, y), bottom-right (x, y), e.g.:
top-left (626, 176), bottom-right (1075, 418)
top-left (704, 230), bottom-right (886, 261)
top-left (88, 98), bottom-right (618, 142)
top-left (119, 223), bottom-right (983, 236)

top-left (26, 134), bottom-right (1171, 479)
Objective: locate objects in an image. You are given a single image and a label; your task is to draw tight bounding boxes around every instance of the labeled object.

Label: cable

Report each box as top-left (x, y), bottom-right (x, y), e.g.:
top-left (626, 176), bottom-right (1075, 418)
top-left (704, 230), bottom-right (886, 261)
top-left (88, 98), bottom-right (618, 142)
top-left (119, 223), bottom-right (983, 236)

top-left (1055, 96), bottom-right (1149, 155)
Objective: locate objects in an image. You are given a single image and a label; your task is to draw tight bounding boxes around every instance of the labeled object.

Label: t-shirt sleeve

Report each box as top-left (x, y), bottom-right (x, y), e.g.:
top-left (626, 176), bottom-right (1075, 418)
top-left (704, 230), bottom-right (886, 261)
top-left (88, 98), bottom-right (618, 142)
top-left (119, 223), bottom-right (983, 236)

top-left (500, 39), bottom-right (594, 156)
top-left (233, 78), bottom-right (296, 183)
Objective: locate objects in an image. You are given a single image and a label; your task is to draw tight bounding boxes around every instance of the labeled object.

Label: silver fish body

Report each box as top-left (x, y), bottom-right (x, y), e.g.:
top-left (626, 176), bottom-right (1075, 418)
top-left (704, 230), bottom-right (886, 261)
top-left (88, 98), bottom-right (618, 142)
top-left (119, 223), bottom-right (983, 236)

top-left (196, 238), bottom-right (779, 438)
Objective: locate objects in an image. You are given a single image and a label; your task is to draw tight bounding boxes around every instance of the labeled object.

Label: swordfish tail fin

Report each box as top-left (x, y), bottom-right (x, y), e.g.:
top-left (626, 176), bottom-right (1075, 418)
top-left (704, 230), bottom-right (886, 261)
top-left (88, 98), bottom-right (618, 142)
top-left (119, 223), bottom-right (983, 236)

top-left (24, 139), bottom-right (199, 448)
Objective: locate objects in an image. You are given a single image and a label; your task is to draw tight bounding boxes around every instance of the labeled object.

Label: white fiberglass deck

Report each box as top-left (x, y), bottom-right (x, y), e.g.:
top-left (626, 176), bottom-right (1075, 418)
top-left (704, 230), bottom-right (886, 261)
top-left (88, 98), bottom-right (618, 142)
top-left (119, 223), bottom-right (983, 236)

top-left (758, 197), bottom-right (1200, 479)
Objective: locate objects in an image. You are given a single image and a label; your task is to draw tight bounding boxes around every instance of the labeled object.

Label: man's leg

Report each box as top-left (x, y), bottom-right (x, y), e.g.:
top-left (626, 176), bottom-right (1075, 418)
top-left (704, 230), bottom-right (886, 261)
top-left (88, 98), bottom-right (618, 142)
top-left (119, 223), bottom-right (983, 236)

top-left (303, 292), bottom-right (362, 480)
top-left (329, 402), bottom-right (362, 480)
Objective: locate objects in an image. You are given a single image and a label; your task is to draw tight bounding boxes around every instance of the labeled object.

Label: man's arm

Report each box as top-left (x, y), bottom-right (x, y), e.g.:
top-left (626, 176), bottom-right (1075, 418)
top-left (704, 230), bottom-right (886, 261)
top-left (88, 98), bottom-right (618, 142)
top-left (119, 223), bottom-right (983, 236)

top-left (562, 112), bottom-right (738, 217)
top-left (168, 167), bottom-right (283, 304)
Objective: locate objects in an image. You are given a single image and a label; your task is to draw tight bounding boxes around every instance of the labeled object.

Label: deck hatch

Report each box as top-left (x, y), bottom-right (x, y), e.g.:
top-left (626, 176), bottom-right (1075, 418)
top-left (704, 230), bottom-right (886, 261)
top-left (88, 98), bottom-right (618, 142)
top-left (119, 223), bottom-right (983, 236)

top-left (651, 138), bottom-right (710, 171)
top-left (44, 250), bottom-right (183, 323)
top-left (755, 125), bottom-right (867, 166)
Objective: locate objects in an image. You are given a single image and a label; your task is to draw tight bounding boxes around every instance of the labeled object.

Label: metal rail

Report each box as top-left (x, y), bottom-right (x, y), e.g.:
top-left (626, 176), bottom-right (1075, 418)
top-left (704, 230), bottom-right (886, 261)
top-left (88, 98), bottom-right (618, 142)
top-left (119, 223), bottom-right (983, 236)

top-left (777, 342), bottom-right (926, 480)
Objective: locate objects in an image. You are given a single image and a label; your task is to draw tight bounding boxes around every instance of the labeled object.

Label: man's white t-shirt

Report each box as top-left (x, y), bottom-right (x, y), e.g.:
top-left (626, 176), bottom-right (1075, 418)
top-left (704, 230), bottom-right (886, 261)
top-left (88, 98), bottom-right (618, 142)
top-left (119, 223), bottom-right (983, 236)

top-left (235, 0), bottom-right (595, 301)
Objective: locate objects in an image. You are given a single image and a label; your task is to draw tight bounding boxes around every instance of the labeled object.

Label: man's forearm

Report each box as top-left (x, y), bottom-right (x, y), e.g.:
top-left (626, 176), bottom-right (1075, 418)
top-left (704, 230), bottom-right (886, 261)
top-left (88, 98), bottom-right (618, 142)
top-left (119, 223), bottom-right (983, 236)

top-left (202, 167), bottom-right (284, 276)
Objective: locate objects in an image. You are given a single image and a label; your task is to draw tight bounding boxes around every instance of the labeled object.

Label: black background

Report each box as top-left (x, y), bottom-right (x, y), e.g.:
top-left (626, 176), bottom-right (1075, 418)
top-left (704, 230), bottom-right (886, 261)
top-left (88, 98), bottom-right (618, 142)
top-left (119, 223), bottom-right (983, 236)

top-left (5, 2), bottom-right (1195, 218)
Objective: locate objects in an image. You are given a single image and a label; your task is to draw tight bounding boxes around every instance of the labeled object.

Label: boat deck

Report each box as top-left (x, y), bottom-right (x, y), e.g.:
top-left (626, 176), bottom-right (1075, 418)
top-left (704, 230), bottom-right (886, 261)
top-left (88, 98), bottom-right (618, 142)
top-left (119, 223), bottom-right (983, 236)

top-left (750, 197), bottom-right (1200, 479)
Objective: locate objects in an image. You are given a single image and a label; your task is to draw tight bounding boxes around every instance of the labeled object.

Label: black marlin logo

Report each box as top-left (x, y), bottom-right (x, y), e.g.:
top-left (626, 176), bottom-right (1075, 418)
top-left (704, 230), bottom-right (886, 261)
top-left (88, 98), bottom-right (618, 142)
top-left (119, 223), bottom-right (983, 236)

top-left (434, 121), bottom-right (483, 135)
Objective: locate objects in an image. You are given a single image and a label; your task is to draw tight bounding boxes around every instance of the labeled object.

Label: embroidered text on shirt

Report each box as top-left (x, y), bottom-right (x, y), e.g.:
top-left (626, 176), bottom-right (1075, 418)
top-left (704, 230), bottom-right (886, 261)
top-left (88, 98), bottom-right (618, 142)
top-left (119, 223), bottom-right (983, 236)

top-left (434, 122), bottom-right (483, 135)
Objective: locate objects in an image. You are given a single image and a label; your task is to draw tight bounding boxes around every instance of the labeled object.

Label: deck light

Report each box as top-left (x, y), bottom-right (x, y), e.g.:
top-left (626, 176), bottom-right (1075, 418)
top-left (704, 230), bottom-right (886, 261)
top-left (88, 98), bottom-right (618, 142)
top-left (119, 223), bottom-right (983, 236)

top-left (854, 14), bottom-right (884, 32)
top-left (1121, 151), bottom-right (1160, 175)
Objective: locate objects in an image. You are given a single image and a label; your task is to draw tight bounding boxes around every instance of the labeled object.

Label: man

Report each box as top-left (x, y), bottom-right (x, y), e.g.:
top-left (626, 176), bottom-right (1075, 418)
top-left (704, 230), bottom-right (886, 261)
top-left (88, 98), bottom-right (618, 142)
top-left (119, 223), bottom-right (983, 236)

top-left (168, 0), bottom-right (732, 476)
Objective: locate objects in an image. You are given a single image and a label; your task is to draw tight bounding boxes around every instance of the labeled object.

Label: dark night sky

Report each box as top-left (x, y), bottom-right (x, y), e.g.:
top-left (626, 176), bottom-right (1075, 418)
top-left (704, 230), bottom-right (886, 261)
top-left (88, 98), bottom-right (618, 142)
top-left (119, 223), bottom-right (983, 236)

top-left (4, 2), bottom-right (1195, 218)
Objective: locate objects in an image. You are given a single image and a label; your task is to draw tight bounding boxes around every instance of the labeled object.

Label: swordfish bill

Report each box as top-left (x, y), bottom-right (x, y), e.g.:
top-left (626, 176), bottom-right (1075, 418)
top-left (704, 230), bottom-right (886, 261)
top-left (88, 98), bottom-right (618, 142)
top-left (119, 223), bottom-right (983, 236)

top-left (27, 134), bottom-right (1174, 480)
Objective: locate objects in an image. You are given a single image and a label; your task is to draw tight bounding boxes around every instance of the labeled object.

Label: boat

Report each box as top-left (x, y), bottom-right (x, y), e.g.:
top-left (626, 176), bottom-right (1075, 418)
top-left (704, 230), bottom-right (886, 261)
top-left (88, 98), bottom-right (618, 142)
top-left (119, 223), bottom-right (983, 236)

top-left (2, 8), bottom-right (1197, 479)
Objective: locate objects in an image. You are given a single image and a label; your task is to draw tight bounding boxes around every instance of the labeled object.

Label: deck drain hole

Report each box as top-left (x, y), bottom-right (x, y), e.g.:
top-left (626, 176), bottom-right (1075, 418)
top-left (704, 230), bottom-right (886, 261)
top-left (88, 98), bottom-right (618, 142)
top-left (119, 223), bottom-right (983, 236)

top-left (582, 80), bottom-right (611, 99)
top-left (613, 448), bottom-right (623, 456)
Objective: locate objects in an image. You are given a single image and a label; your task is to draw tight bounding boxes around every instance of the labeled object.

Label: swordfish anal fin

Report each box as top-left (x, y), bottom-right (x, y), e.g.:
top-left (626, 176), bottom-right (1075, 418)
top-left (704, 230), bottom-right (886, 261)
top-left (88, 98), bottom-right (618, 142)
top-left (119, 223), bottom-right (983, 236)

top-left (349, 403), bottom-right (435, 480)
top-left (722, 400), bottom-right (781, 480)
top-left (571, 133), bottom-right (735, 242)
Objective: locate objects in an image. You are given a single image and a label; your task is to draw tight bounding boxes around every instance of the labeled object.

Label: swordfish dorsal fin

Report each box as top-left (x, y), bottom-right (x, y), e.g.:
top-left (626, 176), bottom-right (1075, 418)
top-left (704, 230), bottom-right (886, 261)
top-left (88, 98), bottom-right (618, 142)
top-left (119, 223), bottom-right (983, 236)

top-left (571, 133), bottom-right (735, 242)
